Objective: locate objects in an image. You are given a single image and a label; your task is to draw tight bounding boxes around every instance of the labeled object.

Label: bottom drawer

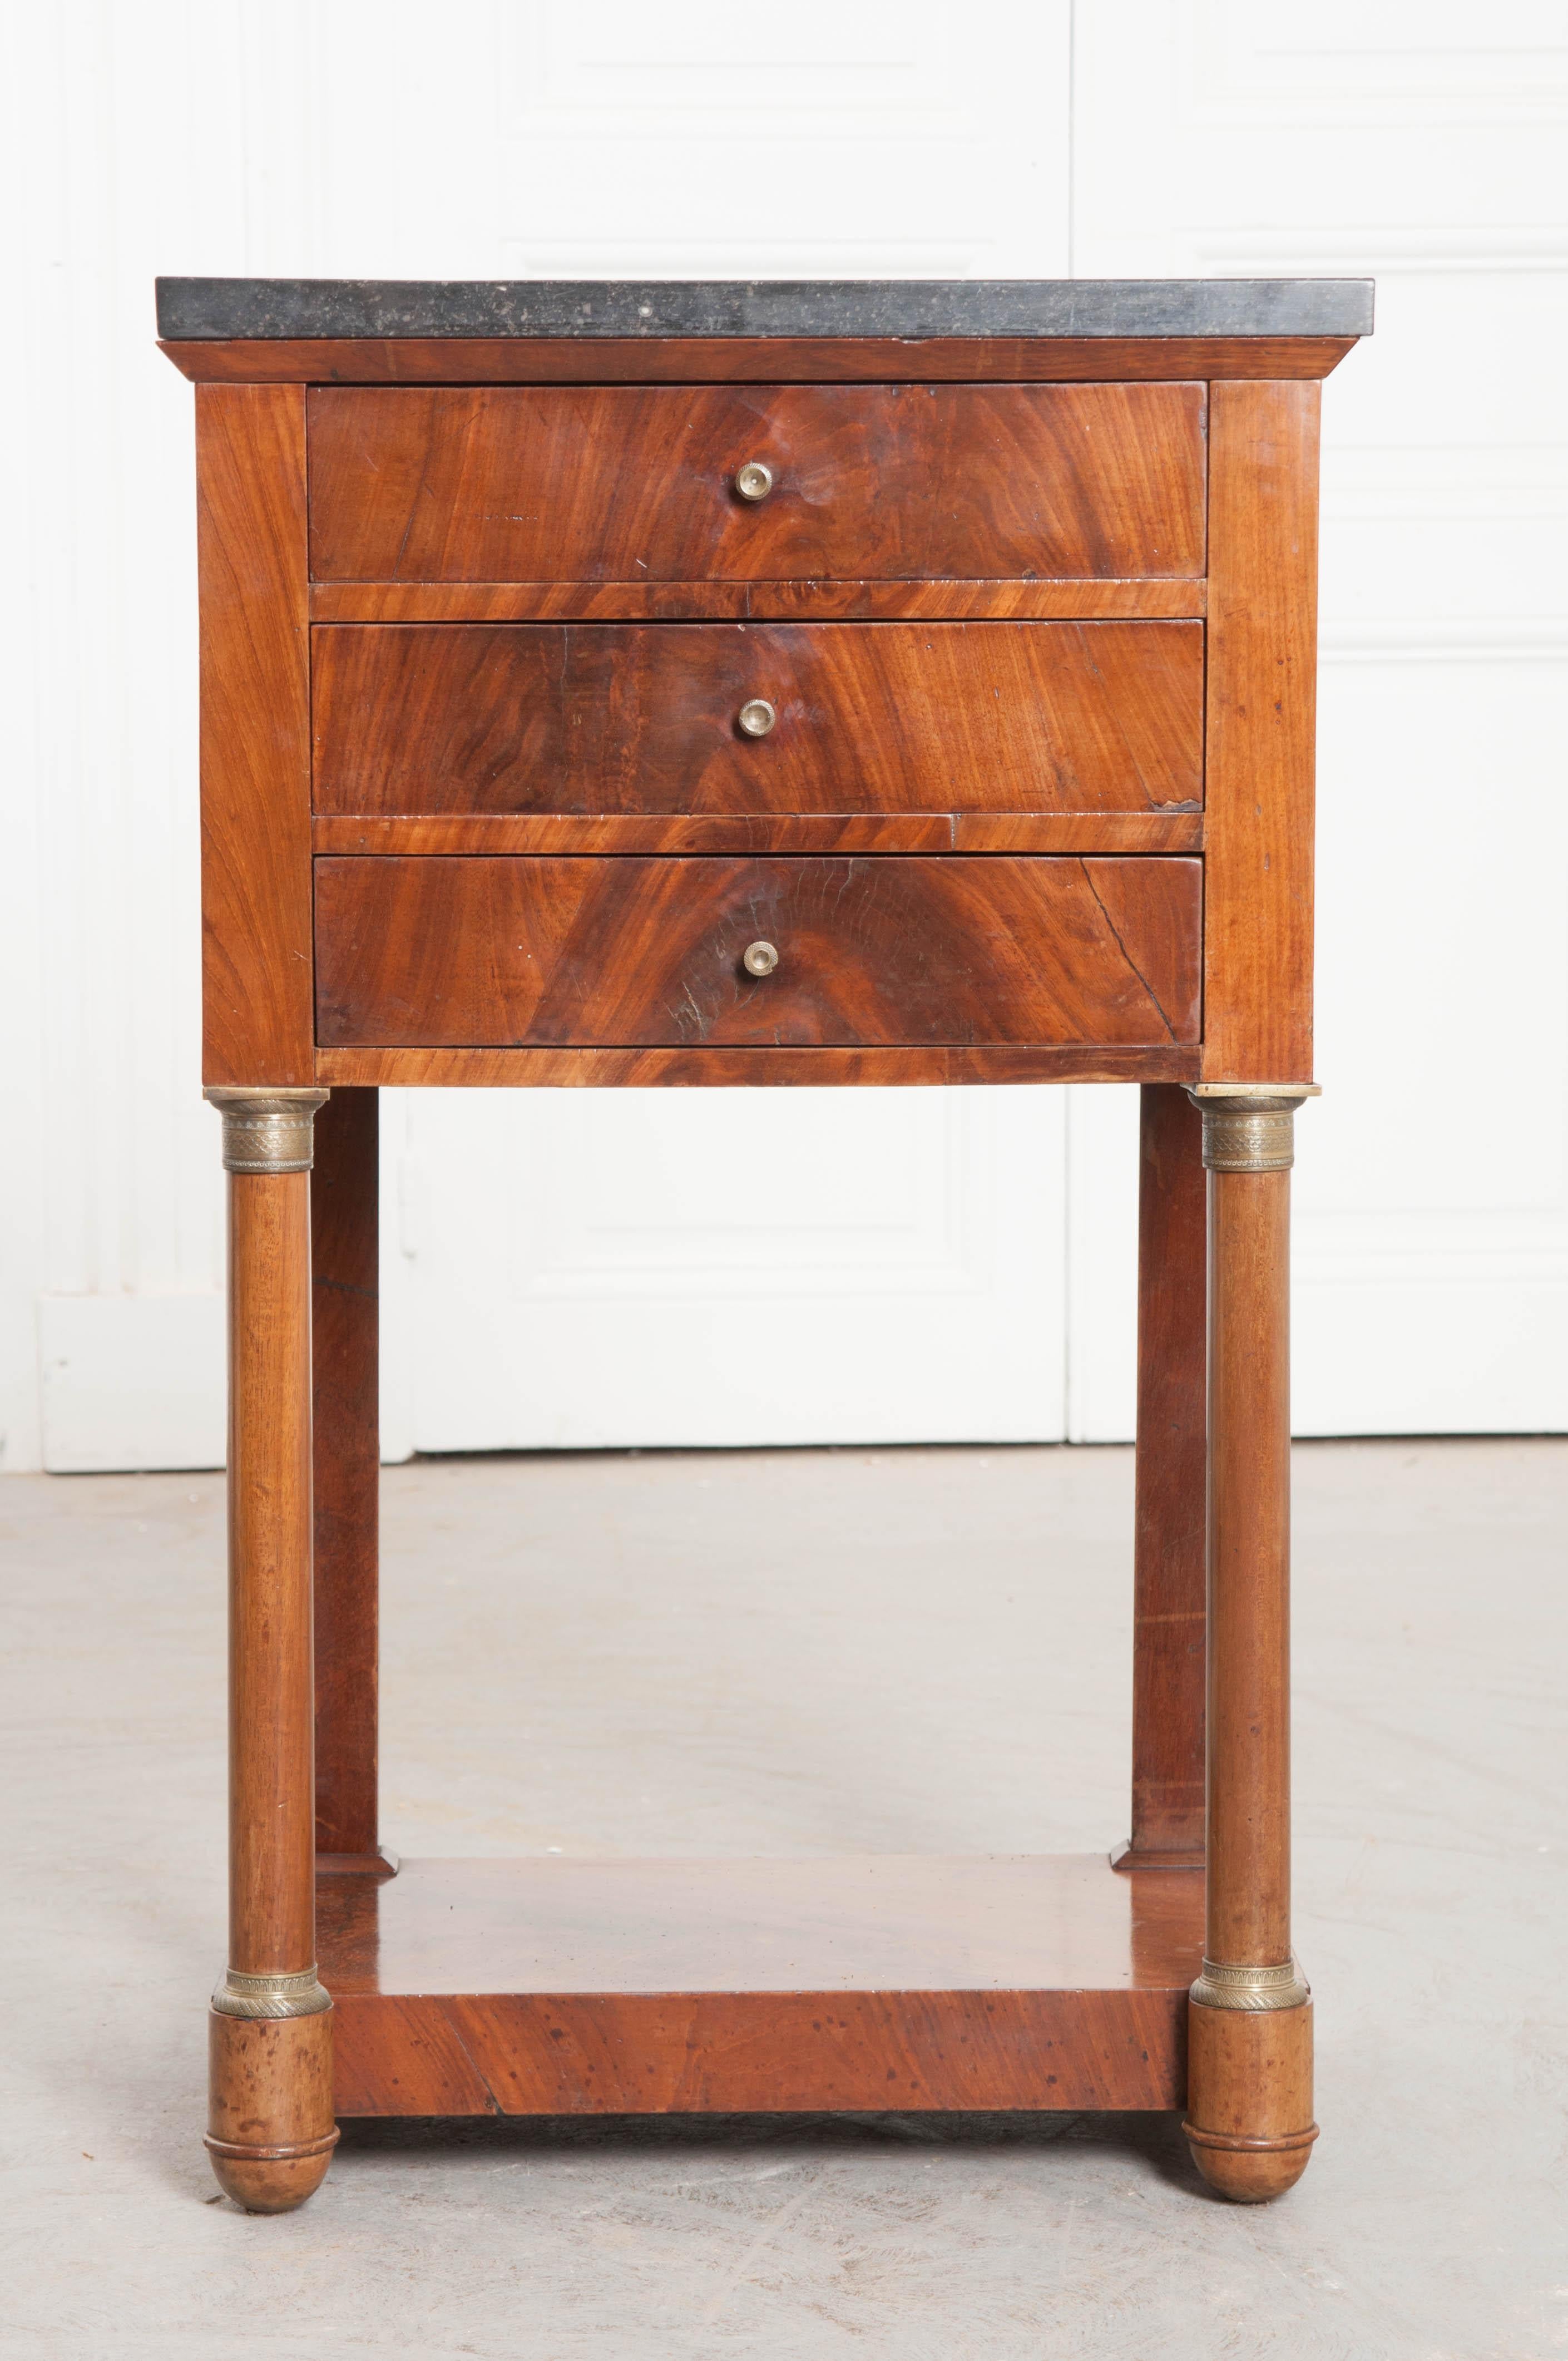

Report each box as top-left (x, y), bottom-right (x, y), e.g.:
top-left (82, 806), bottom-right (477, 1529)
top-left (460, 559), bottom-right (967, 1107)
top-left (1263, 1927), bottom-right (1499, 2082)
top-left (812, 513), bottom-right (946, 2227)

top-left (314, 856), bottom-right (1201, 1049)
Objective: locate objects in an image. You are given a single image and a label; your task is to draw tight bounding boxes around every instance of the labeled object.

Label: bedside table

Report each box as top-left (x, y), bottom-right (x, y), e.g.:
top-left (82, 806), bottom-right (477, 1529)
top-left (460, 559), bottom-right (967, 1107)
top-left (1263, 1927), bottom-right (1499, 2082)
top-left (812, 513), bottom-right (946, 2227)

top-left (158, 274), bottom-right (1371, 2210)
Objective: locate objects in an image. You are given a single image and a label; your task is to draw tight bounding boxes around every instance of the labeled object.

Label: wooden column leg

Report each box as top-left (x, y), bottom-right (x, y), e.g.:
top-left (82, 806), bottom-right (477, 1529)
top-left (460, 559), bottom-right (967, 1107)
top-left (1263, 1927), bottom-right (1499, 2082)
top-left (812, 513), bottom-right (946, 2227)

top-left (203, 1088), bottom-right (339, 2214)
top-left (1116, 1083), bottom-right (1206, 1869)
top-left (1183, 1089), bottom-right (1317, 2201)
top-left (311, 1088), bottom-right (393, 1876)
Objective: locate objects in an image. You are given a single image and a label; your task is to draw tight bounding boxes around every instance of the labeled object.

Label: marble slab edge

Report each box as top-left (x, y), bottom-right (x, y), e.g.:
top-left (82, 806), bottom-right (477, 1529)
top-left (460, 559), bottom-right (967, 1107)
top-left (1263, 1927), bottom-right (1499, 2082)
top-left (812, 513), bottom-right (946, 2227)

top-left (155, 276), bottom-right (1374, 343)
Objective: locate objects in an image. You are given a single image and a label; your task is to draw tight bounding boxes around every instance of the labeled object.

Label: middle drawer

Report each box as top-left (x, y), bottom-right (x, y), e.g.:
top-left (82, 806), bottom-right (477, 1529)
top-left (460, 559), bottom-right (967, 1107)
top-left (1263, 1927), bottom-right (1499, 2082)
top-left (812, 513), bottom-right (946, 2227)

top-left (312, 621), bottom-right (1203, 816)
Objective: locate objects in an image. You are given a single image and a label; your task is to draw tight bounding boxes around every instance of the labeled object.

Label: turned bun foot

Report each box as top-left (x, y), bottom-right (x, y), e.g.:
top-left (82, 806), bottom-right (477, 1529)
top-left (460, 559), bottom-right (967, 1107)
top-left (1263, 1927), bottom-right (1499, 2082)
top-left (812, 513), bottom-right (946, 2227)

top-left (205, 2136), bottom-right (339, 2213)
top-left (1183, 1995), bottom-right (1317, 2203)
top-left (207, 2008), bottom-right (339, 2213)
top-left (1184, 2123), bottom-right (1318, 2203)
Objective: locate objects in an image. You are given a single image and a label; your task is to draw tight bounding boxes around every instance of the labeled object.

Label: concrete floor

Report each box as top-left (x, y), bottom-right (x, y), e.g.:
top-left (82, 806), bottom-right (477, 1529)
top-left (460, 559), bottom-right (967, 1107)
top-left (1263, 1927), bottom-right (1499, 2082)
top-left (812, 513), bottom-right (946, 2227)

top-left (4, 1439), bottom-right (1565, 2359)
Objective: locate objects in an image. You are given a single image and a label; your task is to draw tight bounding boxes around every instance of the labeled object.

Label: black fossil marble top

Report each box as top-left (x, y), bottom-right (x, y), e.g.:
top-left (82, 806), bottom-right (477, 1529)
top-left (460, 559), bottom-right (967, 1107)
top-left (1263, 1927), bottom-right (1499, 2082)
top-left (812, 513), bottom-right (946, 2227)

top-left (156, 278), bottom-right (1373, 343)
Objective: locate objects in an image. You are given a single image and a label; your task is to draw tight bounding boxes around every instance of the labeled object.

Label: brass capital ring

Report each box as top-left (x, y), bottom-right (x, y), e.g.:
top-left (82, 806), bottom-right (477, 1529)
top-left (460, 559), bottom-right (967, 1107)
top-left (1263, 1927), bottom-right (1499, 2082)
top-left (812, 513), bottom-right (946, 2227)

top-left (1191, 1956), bottom-right (1311, 2013)
top-left (211, 1966), bottom-right (333, 2020)
top-left (1191, 1095), bottom-right (1301, 1173)
top-left (204, 1088), bottom-right (329, 1174)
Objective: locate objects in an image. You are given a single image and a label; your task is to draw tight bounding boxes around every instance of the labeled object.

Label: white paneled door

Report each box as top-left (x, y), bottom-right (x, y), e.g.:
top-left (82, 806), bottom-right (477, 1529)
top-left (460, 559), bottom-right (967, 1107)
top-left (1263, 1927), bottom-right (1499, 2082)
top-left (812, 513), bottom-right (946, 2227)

top-left (1070, 0), bottom-right (1568, 1437)
top-left (379, 1090), bottom-right (1066, 1458)
top-left (373, 3), bottom-right (1081, 1458)
top-left (8, 1), bottom-right (1566, 1467)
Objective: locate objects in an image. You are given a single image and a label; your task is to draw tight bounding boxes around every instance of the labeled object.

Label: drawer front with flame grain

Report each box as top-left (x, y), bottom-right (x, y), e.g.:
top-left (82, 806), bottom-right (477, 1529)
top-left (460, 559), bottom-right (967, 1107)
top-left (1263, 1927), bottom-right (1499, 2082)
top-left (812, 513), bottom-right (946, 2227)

top-left (314, 854), bottom-right (1201, 1050)
top-left (307, 382), bottom-right (1206, 584)
top-left (311, 620), bottom-right (1204, 818)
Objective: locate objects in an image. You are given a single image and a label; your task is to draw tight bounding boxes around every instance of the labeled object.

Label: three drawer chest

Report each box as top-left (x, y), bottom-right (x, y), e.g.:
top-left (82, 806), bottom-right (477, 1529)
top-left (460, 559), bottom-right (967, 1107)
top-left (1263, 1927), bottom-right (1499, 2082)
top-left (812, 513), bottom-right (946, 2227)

top-left (157, 275), bottom-right (1372, 2211)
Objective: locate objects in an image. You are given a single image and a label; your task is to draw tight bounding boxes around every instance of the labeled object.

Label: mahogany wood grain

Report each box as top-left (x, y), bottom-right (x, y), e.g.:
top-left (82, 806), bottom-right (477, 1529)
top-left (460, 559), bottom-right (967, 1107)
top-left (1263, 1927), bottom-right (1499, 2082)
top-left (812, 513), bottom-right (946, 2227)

top-left (310, 622), bottom-right (1204, 819)
top-left (209, 1158), bottom-right (339, 2212)
top-left (313, 1044), bottom-right (1201, 1089)
top-left (311, 813), bottom-right (1205, 857)
top-left (196, 386), bottom-right (313, 1084)
top-left (334, 1989), bottom-right (1181, 2115)
top-left (225, 1170), bottom-right (318, 1982)
top-left (332, 1994), bottom-right (499, 2115)
top-left (1185, 1999), bottom-right (1316, 2201)
top-left (952, 813), bottom-right (1204, 853)
top-left (1205, 1165), bottom-right (1293, 1973)
top-left (313, 856), bottom-right (1202, 1050)
top-left (1124, 1084), bottom-right (1207, 1866)
top-left (317, 1848), bottom-right (399, 1880)
top-left (207, 2012), bottom-right (338, 2213)
top-left (310, 1088), bottom-right (380, 1864)
top-left (317, 813), bottom-right (949, 856)
top-left (1183, 1117), bottom-right (1316, 2202)
top-left (306, 384), bottom-right (1206, 583)
top-left (309, 577), bottom-right (1207, 624)
top-left (320, 1853), bottom-right (1201, 1993)
top-left (319, 1854), bottom-right (1204, 2116)
top-left (161, 333), bottom-right (1358, 386)
top-left (1201, 382), bottom-right (1319, 1083)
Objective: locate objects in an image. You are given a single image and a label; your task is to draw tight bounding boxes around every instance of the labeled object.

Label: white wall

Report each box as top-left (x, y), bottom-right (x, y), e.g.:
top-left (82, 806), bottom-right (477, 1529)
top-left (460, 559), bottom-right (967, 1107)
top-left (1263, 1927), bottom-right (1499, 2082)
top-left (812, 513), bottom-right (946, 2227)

top-left (1069, 2), bottom-right (1568, 1439)
top-left (4, 1), bottom-right (1564, 1472)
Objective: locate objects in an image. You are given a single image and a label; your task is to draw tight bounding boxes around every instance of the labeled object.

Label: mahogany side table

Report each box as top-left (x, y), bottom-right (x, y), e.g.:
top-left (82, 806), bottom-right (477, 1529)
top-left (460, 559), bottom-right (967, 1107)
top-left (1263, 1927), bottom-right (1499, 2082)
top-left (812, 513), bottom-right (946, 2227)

top-left (157, 275), bottom-right (1372, 2211)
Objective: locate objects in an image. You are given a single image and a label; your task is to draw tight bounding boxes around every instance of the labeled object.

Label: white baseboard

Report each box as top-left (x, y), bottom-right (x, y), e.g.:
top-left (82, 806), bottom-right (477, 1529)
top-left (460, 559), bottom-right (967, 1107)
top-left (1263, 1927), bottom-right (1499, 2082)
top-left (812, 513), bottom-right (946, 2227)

top-left (37, 1293), bottom-right (226, 1473)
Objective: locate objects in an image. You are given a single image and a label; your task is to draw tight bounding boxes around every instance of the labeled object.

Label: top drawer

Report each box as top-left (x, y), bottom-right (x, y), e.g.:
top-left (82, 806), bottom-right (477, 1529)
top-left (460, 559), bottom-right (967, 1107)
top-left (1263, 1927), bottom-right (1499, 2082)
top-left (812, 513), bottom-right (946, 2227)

top-left (307, 383), bottom-right (1206, 585)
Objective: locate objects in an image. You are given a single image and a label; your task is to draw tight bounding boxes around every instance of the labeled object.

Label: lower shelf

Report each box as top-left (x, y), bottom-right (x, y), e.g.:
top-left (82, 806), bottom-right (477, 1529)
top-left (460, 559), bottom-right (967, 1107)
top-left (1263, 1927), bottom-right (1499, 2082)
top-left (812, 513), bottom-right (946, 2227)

top-left (317, 1853), bottom-right (1204, 2117)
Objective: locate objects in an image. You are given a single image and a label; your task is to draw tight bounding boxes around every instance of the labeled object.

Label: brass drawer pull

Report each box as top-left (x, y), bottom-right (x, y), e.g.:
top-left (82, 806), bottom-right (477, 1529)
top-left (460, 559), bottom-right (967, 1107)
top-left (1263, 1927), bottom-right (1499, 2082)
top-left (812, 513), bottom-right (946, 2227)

top-left (733, 460), bottom-right (774, 502)
top-left (737, 698), bottom-right (776, 738)
top-left (742, 940), bottom-right (779, 977)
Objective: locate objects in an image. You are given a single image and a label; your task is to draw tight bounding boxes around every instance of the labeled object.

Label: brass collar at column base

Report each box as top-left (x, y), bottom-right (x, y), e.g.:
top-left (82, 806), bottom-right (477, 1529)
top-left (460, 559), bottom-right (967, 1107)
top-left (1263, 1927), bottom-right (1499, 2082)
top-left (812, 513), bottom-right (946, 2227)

top-left (1191, 1957), bottom-right (1312, 2012)
top-left (211, 1965), bottom-right (333, 2020)
top-left (204, 1088), bottom-right (329, 1173)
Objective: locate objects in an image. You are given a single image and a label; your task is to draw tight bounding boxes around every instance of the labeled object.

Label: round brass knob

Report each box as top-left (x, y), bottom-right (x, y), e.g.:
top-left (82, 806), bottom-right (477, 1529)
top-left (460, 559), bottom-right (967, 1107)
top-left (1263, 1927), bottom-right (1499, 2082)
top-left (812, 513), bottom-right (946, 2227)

top-left (734, 461), bottom-right (774, 503)
top-left (743, 940), bottom-right (779, 977)
top-left (737, 698), bottom-right (776, 738)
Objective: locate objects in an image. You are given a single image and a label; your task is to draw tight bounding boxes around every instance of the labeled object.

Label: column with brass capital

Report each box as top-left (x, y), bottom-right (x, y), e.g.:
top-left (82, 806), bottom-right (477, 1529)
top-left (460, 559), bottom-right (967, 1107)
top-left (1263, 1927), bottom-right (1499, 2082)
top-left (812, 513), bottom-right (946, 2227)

top-left (202, 1088), bottom-right (338, 2212)
top-left (1181, 1086), bottom-right (1319, 2201)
